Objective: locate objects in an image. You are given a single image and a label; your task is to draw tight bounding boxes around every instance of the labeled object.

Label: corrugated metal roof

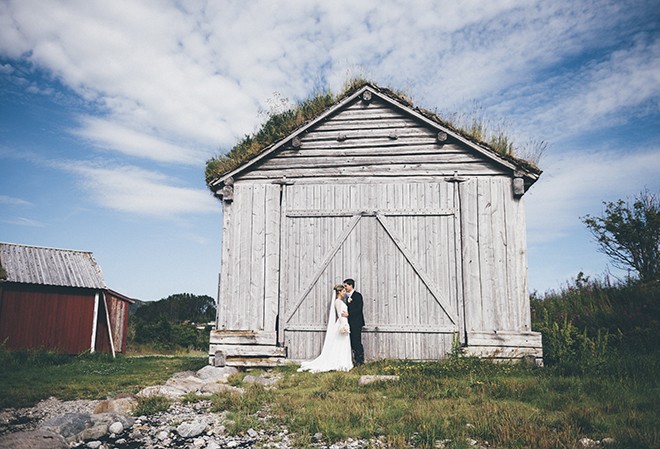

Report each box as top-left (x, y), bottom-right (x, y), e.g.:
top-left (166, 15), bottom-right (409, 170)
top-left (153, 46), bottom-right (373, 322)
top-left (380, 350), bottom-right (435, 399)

top-left (0, 242), bottom-right (106, 289)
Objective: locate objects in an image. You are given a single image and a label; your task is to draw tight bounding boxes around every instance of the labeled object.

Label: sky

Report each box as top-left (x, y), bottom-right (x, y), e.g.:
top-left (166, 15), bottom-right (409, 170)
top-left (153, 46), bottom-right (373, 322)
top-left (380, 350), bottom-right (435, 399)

top-left (1, 0), bottom-right (658, 301)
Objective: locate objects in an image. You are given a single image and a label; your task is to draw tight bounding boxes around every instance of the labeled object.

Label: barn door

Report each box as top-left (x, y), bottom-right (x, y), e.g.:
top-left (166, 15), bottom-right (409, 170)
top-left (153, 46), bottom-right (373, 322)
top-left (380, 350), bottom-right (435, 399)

top-left (278, 183), bottom-right (463, 360)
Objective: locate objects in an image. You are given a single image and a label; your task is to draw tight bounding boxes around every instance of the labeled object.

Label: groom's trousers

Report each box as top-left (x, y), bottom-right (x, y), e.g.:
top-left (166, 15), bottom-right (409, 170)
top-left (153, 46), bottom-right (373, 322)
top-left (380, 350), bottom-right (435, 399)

top-left (350, 326), bottom-right (364, 364)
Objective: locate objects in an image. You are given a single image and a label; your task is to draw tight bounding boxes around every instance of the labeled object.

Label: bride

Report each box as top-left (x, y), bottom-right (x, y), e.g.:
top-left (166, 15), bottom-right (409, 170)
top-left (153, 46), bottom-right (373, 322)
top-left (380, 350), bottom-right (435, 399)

top-left (298, 284), bottom-right (353, 373)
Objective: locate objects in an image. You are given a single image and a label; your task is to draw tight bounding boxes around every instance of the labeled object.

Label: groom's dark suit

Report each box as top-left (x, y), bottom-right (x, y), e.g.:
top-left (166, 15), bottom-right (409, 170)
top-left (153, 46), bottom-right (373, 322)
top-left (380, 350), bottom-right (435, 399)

top-left (347, 291), bottom-right (365, 364)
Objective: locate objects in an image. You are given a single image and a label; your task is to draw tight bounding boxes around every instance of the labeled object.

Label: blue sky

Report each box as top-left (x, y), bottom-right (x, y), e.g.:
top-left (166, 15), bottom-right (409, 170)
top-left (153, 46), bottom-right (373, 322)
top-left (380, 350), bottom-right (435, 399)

top-left (1, 0), bottom-right (658, 301)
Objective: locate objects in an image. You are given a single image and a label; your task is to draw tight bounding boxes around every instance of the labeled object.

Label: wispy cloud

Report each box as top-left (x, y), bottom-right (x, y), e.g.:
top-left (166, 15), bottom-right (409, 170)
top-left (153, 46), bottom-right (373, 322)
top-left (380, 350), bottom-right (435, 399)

top-left (0, 195), bottom-right (32, 206)
top-left (526, 145), bottom-right (660, 243)
top-left (2, 217), bottom-right (44, 227)
top-left (73, 117), bottom-right (204, 165)
top-left (65, 163), bottom-right (217, 218)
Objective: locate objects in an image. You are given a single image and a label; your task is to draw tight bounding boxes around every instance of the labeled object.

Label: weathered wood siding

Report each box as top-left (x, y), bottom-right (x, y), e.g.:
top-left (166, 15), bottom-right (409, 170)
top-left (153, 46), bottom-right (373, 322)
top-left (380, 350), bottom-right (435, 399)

top-left (459, 177), bottom-right (531, 334)
top-left (217, 183), bottom-right (281, 341)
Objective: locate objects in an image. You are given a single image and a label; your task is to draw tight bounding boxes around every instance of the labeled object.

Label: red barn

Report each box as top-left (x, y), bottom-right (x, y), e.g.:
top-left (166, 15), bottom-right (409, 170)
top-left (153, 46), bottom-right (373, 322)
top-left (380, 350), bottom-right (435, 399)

top-left (0, 242), bottom-right (134, 355)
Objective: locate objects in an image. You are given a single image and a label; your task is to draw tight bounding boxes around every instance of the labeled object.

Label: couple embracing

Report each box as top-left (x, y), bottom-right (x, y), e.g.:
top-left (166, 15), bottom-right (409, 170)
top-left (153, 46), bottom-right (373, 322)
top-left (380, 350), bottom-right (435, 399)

top-left (298, 279), bottom-right (365, 373)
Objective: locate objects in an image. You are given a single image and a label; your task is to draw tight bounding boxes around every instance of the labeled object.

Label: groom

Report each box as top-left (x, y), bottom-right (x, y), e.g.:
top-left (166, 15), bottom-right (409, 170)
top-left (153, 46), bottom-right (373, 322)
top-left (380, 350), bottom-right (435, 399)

top-left (343, 278), bottom-right (365, 365)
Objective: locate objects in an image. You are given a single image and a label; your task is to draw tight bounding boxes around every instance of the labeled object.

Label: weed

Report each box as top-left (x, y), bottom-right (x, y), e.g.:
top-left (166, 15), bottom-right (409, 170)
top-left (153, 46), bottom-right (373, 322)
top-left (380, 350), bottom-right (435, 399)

top-left (133, 395), bottom-right (171, 416)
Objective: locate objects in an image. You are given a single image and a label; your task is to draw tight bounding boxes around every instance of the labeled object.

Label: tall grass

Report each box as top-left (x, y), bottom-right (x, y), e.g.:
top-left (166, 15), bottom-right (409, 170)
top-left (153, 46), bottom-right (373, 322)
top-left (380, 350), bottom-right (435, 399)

top-left (0, 349), bottom-right (207, 408)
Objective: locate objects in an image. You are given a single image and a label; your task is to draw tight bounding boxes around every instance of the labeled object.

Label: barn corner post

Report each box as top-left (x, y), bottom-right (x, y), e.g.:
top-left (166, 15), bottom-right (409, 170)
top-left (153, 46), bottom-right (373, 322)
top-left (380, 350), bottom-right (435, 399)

top-left (208, 83), bottom-right (543, 366)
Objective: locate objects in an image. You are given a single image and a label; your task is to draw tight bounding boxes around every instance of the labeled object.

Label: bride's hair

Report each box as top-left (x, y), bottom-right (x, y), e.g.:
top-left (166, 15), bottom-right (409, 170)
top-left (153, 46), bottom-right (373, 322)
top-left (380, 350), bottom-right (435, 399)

top-left (333, 284), bottom-right (344, 298)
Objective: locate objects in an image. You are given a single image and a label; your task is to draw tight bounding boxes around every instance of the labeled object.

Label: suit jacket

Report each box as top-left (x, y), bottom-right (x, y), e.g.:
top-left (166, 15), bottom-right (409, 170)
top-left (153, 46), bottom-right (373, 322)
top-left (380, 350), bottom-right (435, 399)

top-left (347, 291), bottom-right (365, 328)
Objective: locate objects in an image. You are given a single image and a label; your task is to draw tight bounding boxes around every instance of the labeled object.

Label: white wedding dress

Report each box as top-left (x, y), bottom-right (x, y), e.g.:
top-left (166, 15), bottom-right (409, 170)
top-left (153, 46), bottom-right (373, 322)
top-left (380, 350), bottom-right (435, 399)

top-left (298, 297), bottom-right (353, 373)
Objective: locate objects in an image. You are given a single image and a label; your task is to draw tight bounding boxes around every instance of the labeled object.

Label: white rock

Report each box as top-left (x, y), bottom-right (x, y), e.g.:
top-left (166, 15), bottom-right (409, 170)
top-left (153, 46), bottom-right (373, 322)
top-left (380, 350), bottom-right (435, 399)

top-left (206, 441), bottom-right (221, 449)
top-left (86, 442), bottom-right (102, 449)
top-left (227, 441), bottom-right (239, 448)
top-left (358, 375), bottom-right (400, 385)
top-left (196, 366), bottom-right (239, 382)
top-left (602, 437), bottom-right (615, 445)
top-left (193, 437), bottom-right (206, 447)
top-left (177, 420), bottom-right (207, 438)
top-left (109, 421), bottom-right (124, 434)
top-left (579, 437), bottom-right (599, 448)
top-left (247, 428), bottom-right (258, 438)
top-left (157, 430), bottom-right (169, 441)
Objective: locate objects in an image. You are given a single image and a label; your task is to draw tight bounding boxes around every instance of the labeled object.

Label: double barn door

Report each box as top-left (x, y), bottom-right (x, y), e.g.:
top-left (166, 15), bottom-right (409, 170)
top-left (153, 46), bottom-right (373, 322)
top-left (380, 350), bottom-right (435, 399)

top-left (278, 183), bottom-right (464, 360)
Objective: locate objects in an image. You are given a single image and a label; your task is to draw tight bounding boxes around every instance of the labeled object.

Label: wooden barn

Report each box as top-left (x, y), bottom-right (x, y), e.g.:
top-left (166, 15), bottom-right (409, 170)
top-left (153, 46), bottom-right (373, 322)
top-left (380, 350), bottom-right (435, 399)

top-left (207, 83), bottom-right (543, 366)
top-left (0, 242), bottom-right (134, 355)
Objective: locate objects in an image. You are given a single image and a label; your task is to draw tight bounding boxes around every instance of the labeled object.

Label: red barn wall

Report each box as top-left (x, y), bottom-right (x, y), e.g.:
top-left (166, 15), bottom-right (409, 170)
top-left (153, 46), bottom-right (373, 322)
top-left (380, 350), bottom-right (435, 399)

top-left (0, 284), bottom-right (95, 354)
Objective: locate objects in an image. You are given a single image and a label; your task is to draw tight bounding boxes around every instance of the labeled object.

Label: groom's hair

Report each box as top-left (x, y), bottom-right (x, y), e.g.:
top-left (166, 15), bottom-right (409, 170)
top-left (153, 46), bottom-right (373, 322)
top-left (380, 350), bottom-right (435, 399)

top-left (343, 278), bottom-right (355, 287)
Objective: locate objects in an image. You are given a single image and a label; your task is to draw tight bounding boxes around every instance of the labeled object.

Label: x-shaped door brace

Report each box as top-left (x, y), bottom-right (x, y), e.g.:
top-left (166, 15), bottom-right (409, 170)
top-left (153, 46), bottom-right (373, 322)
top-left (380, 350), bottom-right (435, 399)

top-left (284, 212), bottom-right (458, 325)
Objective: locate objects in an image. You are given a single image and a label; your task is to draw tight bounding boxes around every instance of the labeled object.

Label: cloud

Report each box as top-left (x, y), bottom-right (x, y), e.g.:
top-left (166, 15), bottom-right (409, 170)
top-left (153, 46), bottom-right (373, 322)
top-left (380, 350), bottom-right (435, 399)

top-left (73, 117), bottom-right (204, 165)
top-left (0, 195), bottom-right (32, 206)
top-left (3, 0), bottom-right (653, 163)
top-left (525, 145), bottom-right (660, 243)
top-left (66, 163), bottom-right (217, 218)
top-left (1, 217), bottom-right (44, 227)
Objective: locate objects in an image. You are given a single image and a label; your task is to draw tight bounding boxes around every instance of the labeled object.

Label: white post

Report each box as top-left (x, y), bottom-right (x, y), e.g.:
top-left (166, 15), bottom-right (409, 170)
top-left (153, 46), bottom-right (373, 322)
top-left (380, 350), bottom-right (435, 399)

top-left (90, 292), bottom-right (99, 353)
top-left (102, 292), bottom-right (116, 358)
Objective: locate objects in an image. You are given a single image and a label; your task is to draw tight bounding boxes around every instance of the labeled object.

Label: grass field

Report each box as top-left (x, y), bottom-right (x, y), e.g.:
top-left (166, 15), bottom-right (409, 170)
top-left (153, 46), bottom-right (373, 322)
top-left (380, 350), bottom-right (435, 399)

top-left (0, 349), bottom-right (657, 449)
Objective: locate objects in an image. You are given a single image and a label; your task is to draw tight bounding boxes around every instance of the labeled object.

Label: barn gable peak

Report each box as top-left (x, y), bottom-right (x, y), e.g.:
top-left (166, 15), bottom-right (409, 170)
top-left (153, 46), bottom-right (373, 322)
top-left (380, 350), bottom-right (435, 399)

top-left (208, 83), bottom-right (541, 193)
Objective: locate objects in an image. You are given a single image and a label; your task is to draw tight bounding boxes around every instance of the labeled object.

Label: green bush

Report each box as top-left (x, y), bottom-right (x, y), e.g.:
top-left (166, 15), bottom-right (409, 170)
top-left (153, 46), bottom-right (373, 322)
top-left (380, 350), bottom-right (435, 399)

top-left (531, 275), bottom-right (660, 372)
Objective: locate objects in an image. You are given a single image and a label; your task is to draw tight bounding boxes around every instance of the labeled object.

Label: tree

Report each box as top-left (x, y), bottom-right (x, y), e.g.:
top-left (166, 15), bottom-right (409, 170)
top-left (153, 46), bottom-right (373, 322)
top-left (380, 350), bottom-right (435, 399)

top-left (582, 189), bottom-right (660, 283)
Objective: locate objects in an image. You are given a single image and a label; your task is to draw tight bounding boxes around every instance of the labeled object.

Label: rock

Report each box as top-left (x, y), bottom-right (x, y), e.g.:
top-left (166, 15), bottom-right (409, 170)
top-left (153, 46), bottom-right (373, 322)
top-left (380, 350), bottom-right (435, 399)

top-left (247, 428), bottom-right (258, 437)
top-left (137, 385), bottom-right (189, 398)
top-left (243, 374), bottom-right (280, 386)
top-left (165, 375), bottom-right (206, 393)
top-left (86, 442), bottom-right (102, 449)
top-left (314, 432), bottom-right (323, 441)
top-left (76, 423), bottom-right (108, 442)
top-left (94, 397), bottom-right (137, 415)
top-left (358, 375), bottom-right (400, 385)
top-left (109, 421), bottom-right (124, 434)
top-left (38, 412), bottom-right (92, 439)
top-left (227, 441), bottom-right (239, 448)
top-left (579, 437), bottom-right (599, 448)
top-left (157, 430), bottom-right (169, 441)
top-left (193, 436), bottom-right (206, 447)
top-left (0, 430), bottom-right (68, 449)
top-left (177, 420), bottom-right (207, 438)
top-left (207, 441), bottom-right (221, 449)
top-left (602, 437), bottom-right (615, 445)
top-left (196, 365), bottom-right (239, 382)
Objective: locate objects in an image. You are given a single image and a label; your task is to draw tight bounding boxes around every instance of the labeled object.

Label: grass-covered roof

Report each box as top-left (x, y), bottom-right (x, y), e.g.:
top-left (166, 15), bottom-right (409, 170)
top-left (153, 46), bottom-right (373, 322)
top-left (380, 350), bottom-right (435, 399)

top-left (205, 80), bottom-right (542, 190)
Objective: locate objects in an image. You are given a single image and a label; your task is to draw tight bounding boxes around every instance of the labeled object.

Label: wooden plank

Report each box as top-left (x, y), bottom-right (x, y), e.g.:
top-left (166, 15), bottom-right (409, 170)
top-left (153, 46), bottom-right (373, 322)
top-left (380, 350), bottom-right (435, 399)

top-left (210, 330), bottom-right (277, 345)
top-left (285, 208), bottom-right (454, 217)
top-left (303, 126), bottom-right (436, 140)
top-left (209, 344), bottom-right (286, 357)
top-left (285, 323), bottom-right (457, 333)
top-left (269, 150), bottom-right (479, 164)
top-left (249, 184), bottom-right (266, 330)
top-left (464, 346), bottom-right (543, 358)
top-left (477, 178), bottom-right (496, 331)
top-left (279, 144), bottom-right (467, 157)
top-left (263, 184), bottom-right (281, 333)
top-left (241, 162), bottom-right (508, 180)
top-left (467, 331), bottom-right (543, 347)
top-left (459, 179), bottom-right (481, 332)
top-left (312, 118), bottom-right (430, 132)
